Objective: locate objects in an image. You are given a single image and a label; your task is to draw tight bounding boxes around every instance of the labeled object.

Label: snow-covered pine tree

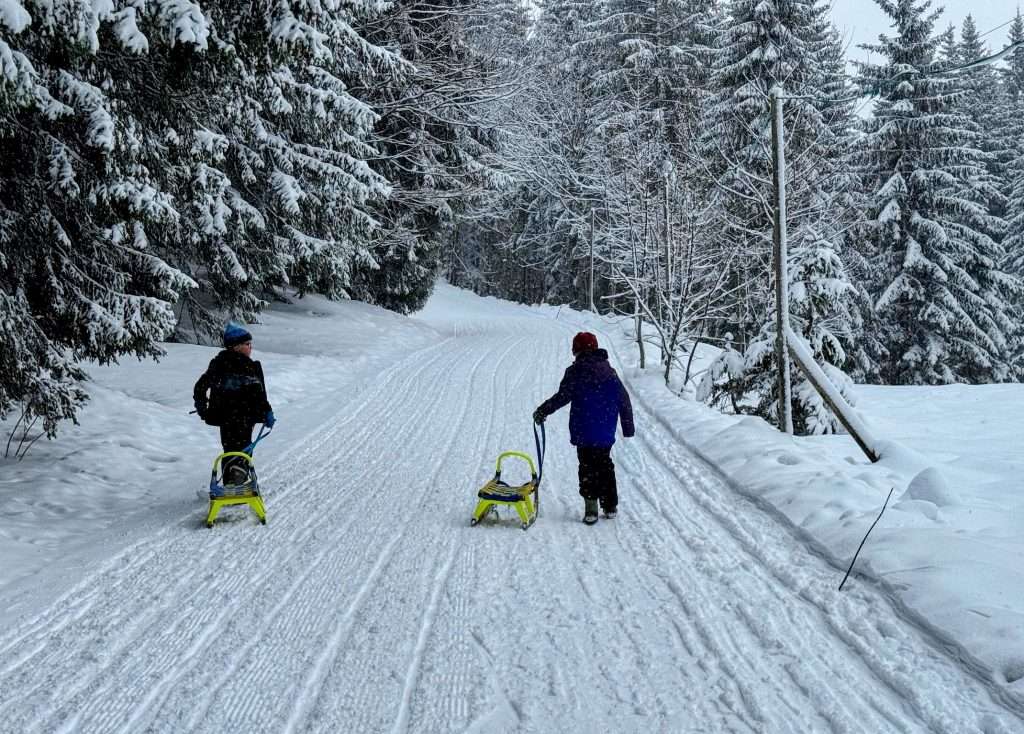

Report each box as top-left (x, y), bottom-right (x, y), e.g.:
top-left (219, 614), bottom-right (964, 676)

top-left (1000, 11), bottom-right (1024, 333)
top-left (446, 0), bottom-right (536, 303)
top-left (1003, 10), bottom-right (1024, 105)
top-left (189, 0), bottom-right (394, 319)
top-left (854, 0), bottom-right (1021, 385)
top-left (575, 0), bottom-right (730, 373)
top-left (697, 0), bottom-right (862, 431)
top-left (955, 16), bottom-right (1008, 219)
top-left (937, 23), bottom-right (958, 64)
top-left (700, 0), bottom-right (855, 350)
top-left (0, 1), bottom-right (196, 437)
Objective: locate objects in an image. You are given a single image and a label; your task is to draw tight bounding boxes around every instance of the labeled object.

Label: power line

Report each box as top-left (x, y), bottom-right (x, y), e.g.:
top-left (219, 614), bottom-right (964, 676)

top-left (936, 39), bottom-right (1024, 75)
top-left (978, 16), bottom-right (1017, 40)
top-left (779, 38), bottom-right (1024, 105)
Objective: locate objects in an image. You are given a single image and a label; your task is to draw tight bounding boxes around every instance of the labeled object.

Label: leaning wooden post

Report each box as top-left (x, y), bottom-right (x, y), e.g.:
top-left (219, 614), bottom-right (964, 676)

top-left (770, 86), bottom-right (794, 435)
top-left (786, 327), bottom-right (880, 463)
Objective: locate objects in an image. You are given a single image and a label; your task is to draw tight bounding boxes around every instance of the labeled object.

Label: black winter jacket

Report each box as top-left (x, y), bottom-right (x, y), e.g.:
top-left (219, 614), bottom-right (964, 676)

top-left (193, 350), bottom-right (272, 427)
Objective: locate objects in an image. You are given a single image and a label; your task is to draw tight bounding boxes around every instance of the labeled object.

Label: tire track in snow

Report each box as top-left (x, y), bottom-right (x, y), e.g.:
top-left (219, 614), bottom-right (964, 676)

top-left (52, 346), bottom-right (459, 734)
top-left (279, 531), bottom-right (405, 734)
top-left (390, 542), bottom-right (460, 734)
top-left (0, 336), bottom-right (459, 683)
top-left (395, 328), bottom-right (542, 734)
top-left (616, 444), bottom-right (837, 731)
top-left (268, 333), bottom-right (524, 732)
top-left (0, 337), bottom-right (452, 675)
top-left (0, 339), bottom-right (460, 733)
top-left (618, 433), bottom-right (920, 732)
top-left (305, 333), bottom-right (532, 732)
top-left (49, 343), bottom-right (459, 734)
top-left (277, 336), bottom-right (512, 734)
top-left (186, 338), bottom-right (491, 733)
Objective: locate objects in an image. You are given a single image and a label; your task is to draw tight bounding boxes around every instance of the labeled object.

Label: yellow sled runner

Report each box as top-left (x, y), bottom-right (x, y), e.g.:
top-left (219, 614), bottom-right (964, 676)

top-left (470, 425), bottom-right (545, 531)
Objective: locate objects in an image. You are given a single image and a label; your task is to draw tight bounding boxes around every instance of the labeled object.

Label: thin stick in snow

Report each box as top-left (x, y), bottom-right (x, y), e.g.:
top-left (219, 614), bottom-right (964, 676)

top-left (839, 488), bottom-right (895, 592)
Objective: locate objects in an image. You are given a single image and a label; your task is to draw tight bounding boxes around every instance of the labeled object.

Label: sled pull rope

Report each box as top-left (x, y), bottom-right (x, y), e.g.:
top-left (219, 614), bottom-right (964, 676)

top-left (533, 423), bottom-right (545, 485)
top-left (534, 423), bottom-right (545, 518)
top-left (244, 424), bottom-right (273, 456)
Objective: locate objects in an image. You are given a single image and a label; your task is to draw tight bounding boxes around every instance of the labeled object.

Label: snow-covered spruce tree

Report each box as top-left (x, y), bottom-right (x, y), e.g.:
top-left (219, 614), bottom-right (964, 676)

top-left (854, 0), bottom-right (1021, 385)
top-left (937, 23), bottom-right (957, 64)
top-left (1003, 10), bottom-right (1024, 105)
top-left (180, 0), bottom-right (395, 320)
top-left (955, 16), bottom-right (1008, 219)
top-left (438, 0), bottom-right (533, 304)
top-left (699, 0), bottom-right (856, 349)
top-left (0, 2), bottom-right (196, 437)
top-left (999, 11), bottom-right (1024, 304)
top-left (350, 0), bottom-right (519, 313)
top-left (696, 0), bottom-right (862, 431)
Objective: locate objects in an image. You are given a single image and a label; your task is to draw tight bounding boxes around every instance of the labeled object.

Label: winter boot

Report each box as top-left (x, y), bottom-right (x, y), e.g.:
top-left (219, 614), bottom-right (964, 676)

top-left (603, 506), bottom-right (617, 519)
top-left (224, 464), bottom-right (249, 486)
top-left (583, 498), bottom-right (599, 525)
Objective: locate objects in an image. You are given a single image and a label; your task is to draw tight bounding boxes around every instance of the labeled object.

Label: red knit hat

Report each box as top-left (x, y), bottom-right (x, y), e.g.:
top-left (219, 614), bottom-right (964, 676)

top-left (572, 331), bottom-right (598, 355)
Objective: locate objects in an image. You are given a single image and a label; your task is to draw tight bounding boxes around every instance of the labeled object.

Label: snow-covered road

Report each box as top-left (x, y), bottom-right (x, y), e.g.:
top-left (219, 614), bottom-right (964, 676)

top-left (1, 302), bottom-right (1021, 733)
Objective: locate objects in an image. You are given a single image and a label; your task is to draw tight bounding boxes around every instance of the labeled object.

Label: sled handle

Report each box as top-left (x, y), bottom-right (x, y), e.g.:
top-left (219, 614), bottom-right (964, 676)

top-left (494, 451), bottom-right (537, 479)
top-left (211, 451), bottom-right (256, 473)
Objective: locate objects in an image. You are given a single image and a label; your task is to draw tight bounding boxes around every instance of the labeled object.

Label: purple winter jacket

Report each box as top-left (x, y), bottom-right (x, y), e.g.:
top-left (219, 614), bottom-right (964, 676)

top-left (537, 348), bottom-right (635, 447)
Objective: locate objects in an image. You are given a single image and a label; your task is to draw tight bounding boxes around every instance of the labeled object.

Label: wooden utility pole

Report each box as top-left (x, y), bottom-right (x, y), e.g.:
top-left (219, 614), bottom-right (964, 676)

top-left (770, 86), bottom-right (794, 435)
top-left (589, 208), bottom-right (596, 312)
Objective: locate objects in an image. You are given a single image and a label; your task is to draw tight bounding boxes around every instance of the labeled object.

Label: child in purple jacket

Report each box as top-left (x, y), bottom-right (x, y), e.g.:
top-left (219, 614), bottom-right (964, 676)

top-left (533, 332), bottom-right (634, 525)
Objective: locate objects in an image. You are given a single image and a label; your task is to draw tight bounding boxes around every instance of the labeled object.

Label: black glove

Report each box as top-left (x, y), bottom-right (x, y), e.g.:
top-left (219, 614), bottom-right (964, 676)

top-left (194, 400), bottom-right (207, 420)
top-left (533, 408), bottom-right (546, 425)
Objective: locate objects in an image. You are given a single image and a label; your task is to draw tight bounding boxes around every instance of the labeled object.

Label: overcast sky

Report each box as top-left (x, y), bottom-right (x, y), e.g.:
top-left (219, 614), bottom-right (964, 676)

top-left (830, 1), bottom-right (1020, 66)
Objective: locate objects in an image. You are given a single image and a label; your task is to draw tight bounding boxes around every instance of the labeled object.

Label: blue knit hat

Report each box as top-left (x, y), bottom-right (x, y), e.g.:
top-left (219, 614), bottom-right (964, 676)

top-left (223, 322), bottom-right (252, 348)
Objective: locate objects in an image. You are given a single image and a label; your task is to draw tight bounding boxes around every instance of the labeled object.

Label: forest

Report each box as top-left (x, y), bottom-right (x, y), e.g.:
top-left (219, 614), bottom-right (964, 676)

top-left (3, 0), bottom-right (1023, 439)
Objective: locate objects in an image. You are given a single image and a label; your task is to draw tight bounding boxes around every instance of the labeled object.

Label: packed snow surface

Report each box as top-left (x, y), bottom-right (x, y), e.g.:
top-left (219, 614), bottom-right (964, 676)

top-left (1, 284), bottom-right (1023, 732)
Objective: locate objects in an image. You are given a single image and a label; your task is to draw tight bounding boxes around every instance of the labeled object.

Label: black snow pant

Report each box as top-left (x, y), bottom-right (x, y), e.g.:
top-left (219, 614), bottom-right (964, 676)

top-left (219, 422), bottom-right (255, 479)
top-left (577, 446), bottom-right (617, 511)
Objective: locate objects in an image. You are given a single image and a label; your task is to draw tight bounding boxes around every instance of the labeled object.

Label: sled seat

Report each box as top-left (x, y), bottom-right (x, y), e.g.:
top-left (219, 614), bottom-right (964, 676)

top-left (477, 479), bottom-right (536, 503)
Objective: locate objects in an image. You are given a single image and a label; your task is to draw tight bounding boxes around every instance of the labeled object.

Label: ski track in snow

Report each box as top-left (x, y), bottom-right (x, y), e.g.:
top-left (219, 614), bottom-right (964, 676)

top-left (0, 312), bottom-right (1022, 733)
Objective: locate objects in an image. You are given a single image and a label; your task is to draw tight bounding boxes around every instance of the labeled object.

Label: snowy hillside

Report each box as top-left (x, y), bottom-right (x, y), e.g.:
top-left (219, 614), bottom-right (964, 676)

top-left (1, 284), bottom-right (1023, 732)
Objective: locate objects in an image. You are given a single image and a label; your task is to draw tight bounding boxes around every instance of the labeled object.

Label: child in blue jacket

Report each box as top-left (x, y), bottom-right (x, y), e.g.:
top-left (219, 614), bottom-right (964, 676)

top-left (533, 332), bottom-right (634, 524)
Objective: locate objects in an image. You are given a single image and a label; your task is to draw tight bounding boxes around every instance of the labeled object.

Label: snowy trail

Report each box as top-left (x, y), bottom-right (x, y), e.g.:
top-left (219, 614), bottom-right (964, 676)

top-left (0, 306), bottom-right (1021, 733)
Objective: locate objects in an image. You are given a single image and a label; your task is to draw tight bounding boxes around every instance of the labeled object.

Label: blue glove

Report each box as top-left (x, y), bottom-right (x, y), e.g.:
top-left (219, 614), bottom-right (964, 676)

top-left (265, 410), bottom-right (276, 428)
